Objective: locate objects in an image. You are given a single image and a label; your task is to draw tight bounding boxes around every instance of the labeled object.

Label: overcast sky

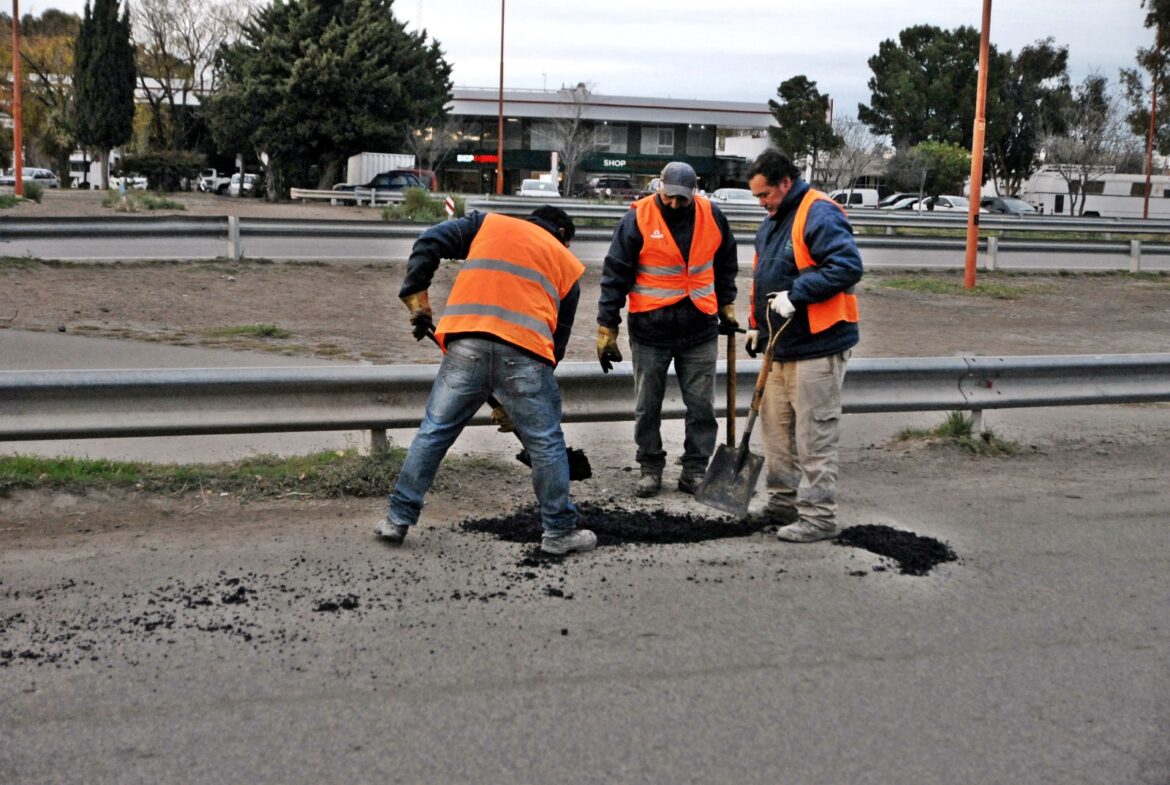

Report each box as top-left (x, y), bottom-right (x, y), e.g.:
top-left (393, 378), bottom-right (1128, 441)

top-left (29, 0), bottom-right (1155, 117)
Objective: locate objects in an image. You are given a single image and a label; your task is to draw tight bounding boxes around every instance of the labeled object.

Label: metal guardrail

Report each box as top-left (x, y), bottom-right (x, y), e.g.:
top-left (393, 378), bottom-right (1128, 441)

top-left (3, 354), bottom-right (1168, 442)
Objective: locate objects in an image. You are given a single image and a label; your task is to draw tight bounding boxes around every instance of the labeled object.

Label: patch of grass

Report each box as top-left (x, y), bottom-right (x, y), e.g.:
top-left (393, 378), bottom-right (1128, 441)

top-left (203, 323), bottom-right (291, 339)
top-left (876, 274), bottom-right (1035, 299)
top-left (382, 188), bottom-right (464, 222)
top-left (895, 411), bottom-right (1020, 456)
top-left (102, 191), bottom-right (186, 212)
top-left (0, 447), bottom-right (513, 498)
top-left (0, 194), bottom-right (20, 209)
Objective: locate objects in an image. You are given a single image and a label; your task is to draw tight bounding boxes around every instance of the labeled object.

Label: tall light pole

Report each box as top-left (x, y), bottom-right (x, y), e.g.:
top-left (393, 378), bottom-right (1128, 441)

top-left (11, 0), bottom-right (24, 197)
top-left (963, 0), bottom-right (992, 289)
top-left (1143, 26), bottom-right (1161, 220)
top-left (495, 0), bottom-right (505, 195)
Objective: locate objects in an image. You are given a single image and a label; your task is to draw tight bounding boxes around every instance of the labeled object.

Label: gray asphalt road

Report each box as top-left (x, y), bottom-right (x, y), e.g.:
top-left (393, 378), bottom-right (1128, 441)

top-left (2, 332), bottom-right (1169, 784)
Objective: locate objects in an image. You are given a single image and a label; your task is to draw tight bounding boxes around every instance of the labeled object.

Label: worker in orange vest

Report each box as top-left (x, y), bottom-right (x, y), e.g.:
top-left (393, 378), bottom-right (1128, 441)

top-left (596, 162), bottom-right (739, 497)
top-left (745, 150), bottom-right (862, 543)
top-left (379, 205), bottom-right (596, 557)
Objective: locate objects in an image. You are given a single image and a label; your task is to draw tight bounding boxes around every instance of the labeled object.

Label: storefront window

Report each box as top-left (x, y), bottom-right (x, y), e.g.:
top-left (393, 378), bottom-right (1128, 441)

top-left (640, 125), bottom-right (674, 155)
top-left (686, 125), bottom-right (715, 156)
top-left (594, 123), bottom-right (627, 154)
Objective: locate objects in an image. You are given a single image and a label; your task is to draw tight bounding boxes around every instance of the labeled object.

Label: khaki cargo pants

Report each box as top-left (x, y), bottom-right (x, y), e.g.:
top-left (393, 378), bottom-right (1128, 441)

top-left (758, 351), bottom-right (850, 531)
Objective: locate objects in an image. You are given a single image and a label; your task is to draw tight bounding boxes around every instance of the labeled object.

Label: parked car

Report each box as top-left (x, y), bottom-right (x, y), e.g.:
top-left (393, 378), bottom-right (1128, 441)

top-left (517, 178), bottom-right (560, 198)
top-left (638, 177), bottom-right (663, 197)
top-left (881, 196), bottom-right (921, 211)
top-left (332, 169), bottom-right (428, 192)
top-left (710, 187), bottom-right (759, 206)
top-left (0, 167), bottom-right (61, 188)
top-left (198, 168), bottom-right (233, 194)
top-left (878, 191), bottom-right (919, 209)
top-left (980, 196), bottom-right (1037, 215)
top-left (584, 175), bottom-right (639, 200)
top-left (914, 195), bottom-right (971, 212)
top-left (228, 172), bottom-right (260, 197)
top-left (828, 188), bottom-right (880, 208)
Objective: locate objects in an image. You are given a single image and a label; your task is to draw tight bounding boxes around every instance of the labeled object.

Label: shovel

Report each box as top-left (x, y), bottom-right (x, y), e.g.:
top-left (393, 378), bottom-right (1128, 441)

top-left (422, 326), bottom-right (591, 481)
top-left (694, 317), bottom-right (792, 516)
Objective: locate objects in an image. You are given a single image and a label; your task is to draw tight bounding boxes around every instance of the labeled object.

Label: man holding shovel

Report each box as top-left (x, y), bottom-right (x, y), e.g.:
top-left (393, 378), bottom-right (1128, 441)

top-left (596, 161), bottom-right (739, 498)
top-left (377, 205), bottom-right (597, 557)
top-left (745, 150), bottom-right (862, 543)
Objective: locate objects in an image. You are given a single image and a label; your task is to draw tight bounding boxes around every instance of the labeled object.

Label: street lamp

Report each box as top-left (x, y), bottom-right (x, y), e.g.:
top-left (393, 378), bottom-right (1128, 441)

top-left (495, 0), bottom-right (505, 195)
top-left (10, 0), bottom-right (23, 197)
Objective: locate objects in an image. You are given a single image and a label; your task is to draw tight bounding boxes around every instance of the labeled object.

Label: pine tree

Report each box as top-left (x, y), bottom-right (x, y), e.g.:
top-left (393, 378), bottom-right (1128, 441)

top-left (73, 0), bottom-right (136, 189)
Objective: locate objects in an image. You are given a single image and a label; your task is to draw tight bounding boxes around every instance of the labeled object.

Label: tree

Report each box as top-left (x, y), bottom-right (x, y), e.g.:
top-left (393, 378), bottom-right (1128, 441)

top-left (767, 75), bottom-right (842, 180)
top-left (73, 0), bottom-right (137, 189)
top-left (985, 39), bottom-right (1070, 196)
top-left (206, 0), bottom-right (452, 198)
top-left (821, 115), bottom-right (887, 192)
top-left (859, 25), bottom-right (988, 149)
top-left (1044, 74), bottom-right (1140, 214)
top-left (543, 82), bottom-right (595, 197)
top-left (1120, 0), bottom-right (1170, 157)
top-left (886, 141), bottom-right (970, 200)
top-left (404, 113), bottom-right (466, 184)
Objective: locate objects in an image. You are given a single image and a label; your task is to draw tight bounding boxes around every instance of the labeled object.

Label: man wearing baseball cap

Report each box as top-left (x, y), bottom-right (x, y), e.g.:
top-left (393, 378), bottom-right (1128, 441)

top-left (596, 161), bottom-right (739, 497)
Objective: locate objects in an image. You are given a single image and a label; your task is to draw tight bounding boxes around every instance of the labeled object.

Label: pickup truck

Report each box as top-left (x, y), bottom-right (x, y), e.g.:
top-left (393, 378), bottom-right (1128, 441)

top-left (198, 168), bottom-right (233, 194)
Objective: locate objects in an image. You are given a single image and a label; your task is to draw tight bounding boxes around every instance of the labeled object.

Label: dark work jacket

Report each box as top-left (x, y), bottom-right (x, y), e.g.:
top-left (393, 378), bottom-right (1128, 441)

top-left (751, 180), bottom-right (862, 360)
top-left (596, 196), bottom-right (738, 348)
top-left (400, 211), bottom-right (580, 365)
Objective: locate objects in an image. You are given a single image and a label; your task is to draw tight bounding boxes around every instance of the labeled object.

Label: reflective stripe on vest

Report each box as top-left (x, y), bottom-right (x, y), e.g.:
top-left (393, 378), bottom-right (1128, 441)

top-left (628, 195), bottom-right (722, 315)
top-left (435, 213), bottom-right (585, 362)
top-left (792, 190), bottom-right (860, 334)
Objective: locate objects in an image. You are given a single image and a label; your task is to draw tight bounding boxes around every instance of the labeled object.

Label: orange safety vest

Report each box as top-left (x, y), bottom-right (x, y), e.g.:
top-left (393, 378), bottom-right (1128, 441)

top-left (792, 190), bottom-right (860, 334)
top-left (435, 213), bottom-right (585, 363)
top-left (628, 195), bottom-right (722, 315)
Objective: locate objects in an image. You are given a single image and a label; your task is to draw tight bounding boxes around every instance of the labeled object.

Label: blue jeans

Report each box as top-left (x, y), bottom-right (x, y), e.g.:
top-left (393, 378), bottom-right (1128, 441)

top-left (630, 336), bottom-right (718, 474)
top-left (388, 338), bottom-right (579, 535)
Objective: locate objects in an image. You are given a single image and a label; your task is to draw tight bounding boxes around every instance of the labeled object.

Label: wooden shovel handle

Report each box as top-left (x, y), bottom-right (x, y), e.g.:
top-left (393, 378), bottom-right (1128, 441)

top-left (749, 317), bottom-right (792, 414)
top-left (726, 332), bottom-right (736, 447)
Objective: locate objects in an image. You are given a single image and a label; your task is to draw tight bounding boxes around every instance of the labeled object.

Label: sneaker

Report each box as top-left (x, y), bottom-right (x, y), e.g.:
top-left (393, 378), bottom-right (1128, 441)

top-left (677, 469), bottom-right (705, 495)
top-left (541, 528), bottom-right (598, 556)
top-left (374, 518), bottom-right (409, 545)
top-left (635, 472), bottom-right (662, 498)
top-left (776, 520), bottom-right (839, 543)
top-left (750, 493), bottom-right (800, 526)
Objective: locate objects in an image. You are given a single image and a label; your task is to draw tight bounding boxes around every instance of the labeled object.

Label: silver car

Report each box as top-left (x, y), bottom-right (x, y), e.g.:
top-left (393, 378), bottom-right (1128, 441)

top-left (0, 167), bottom-right (61, 188)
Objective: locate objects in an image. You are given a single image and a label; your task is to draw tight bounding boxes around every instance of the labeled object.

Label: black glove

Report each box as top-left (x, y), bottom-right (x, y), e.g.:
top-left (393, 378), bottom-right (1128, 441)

top-left (717, 303), bottom-right (739, 335)
top-left (410, 311), bottom-right (433, 342)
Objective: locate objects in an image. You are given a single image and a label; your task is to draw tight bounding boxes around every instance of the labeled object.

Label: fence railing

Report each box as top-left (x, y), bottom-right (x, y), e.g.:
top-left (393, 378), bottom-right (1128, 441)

top-left (3, 354), bottom-right (1168, 444)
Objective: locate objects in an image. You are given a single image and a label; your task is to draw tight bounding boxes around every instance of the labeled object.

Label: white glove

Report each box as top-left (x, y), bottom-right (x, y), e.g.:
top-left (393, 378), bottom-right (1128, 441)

top-left (768, 290), bottom-right (795, 318)
top-left (744, 329), bottom-right (760, 358)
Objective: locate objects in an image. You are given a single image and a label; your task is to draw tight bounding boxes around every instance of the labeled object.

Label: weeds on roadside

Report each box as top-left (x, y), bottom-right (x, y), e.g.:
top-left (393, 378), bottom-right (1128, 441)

top-left (102, 191), bottom-right (186, 212)
top-left (873, 272), bottom-right (1037, 299)
top-left (0, 194), bottom-right (21, 208)
top-left (203, 323), bottom-right (291, 339)
top-left (382, 188), bottom-right (463, 222)
top-left (895, 411), bottom-right (1019, 456)
top-left (0, 447), bottom-right (515, 498)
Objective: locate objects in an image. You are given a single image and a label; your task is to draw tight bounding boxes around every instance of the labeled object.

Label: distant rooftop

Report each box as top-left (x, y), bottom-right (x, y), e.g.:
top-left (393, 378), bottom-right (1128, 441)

top-left (451, 86), bottom-right (774, 130)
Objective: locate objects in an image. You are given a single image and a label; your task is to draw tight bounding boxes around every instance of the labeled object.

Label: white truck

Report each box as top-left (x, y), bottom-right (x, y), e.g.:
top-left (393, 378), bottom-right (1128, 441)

top-left (198, 168), bottom-right (233, 194)
top-left (344, 152), bottom-right (416, 187)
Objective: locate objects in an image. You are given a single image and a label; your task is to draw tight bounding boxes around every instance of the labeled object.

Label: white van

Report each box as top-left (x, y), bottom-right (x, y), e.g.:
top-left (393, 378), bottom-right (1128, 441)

top-left (828, 188), bottom-right (879, 208)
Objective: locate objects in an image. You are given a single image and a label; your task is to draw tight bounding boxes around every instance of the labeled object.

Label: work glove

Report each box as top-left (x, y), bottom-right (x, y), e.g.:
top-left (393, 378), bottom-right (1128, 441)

top-left (400, 290), bottom-right (433, 341)
top-left (768, 290), bottom-right (795, 319)
top-left (744, 329), bottom-right (760, 358)
top-left (490, 405), bottom-right (515, 433)
top-left (717, 303), bottom-right (739, 336)
top-left (596, 325), bottom-right (623, 373)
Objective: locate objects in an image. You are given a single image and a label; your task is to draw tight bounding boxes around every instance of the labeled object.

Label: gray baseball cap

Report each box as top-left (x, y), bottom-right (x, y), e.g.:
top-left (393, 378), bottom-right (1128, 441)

top-left (659, 162), bottom-right (697, 198)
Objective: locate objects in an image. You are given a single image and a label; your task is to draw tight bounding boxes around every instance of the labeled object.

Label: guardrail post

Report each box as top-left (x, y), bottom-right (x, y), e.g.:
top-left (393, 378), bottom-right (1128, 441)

top-left (985, 236), bottom-right (998, 271)
top-left (886, 225), bottom-right (894, 236)
top-left (365, 428), bottom-right (388, 455)
top-left (228, 216), bottom-right (241, 260)
top-left (1130, 239), bottom-right (1142, 273)
top-left (971, 408), bottom-right (985, 435)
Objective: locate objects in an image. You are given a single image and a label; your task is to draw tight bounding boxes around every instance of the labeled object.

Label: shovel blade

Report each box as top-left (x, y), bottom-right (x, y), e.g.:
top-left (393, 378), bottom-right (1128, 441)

top-left (694, 443), bottom-right (764, 517)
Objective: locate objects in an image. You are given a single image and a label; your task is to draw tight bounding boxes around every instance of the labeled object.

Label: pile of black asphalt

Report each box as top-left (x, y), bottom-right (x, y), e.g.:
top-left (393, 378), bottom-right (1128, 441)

top-left (461, 503), bottom-right (958, 576)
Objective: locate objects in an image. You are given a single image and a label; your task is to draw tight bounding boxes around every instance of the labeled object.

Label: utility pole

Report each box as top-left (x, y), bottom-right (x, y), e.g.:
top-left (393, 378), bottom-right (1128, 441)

top-left (1144, 27), bottom-right (1161, 220)
top-left (963, 0), bottom-right (992, 289)
top-left (11, 0), bottom-right (23, 197)
top-left (495, 0), bottom-right (505, 195)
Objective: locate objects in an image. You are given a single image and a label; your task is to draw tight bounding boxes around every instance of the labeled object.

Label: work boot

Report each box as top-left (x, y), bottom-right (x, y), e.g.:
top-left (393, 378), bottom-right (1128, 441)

top-left (541, 528), bottom-right (598, 556)
top-left (677, 468), bottom-right (705, 495)
top-left (776, 519), bottom-right (840, 543)
top-left (751, 493), bottom-right (800, 526)
top-left (635, 471), bottom-right (662, 498)
top-left (374, 518), bottom-right (409, 545)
